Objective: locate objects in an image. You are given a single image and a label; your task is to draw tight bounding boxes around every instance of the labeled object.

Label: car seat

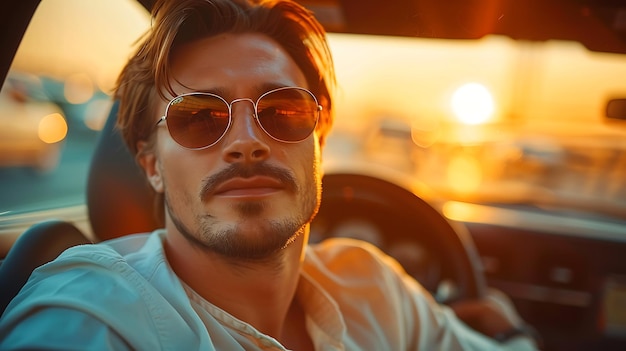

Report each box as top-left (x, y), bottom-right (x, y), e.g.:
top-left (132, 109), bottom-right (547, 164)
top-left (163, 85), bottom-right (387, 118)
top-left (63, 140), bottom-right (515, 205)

top-left (86, 101), bottom-right (162, 241)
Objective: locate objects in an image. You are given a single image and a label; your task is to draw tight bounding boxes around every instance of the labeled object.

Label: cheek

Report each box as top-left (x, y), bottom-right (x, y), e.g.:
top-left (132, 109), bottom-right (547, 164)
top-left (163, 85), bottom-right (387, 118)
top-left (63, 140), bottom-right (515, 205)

top-left (293, 139), bottom-right (322, 189)
top-left (158, 147), bottom-right (207, 204)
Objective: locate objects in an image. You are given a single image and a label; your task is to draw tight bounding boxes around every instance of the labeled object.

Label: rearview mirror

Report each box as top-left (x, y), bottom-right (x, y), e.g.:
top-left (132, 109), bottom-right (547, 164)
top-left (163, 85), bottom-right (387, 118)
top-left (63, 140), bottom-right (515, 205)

top-left (606, 99), bottom-right (626, 121)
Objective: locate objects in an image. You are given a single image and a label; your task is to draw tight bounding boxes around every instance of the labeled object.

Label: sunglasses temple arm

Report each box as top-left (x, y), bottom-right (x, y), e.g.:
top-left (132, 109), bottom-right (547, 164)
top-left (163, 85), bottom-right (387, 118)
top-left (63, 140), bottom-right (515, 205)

top-left (155, 116), bottom-right (166, 127)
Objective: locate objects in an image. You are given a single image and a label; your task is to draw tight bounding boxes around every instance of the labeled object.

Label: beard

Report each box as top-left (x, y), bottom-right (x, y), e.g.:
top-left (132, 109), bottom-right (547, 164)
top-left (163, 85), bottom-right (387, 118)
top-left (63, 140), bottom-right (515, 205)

top-left (163, 161), bottom-right (321, 261)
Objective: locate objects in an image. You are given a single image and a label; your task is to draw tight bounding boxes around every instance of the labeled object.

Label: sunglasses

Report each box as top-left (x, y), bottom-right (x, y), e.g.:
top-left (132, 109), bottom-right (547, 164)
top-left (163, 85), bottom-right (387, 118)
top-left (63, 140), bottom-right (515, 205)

top-left (156, 86), bottom-right (322, 150)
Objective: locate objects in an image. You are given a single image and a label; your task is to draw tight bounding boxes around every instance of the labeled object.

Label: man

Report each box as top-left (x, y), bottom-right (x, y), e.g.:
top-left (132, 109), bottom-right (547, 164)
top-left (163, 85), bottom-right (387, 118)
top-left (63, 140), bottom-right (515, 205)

top-left (0, 0), bottom-right (538, 349)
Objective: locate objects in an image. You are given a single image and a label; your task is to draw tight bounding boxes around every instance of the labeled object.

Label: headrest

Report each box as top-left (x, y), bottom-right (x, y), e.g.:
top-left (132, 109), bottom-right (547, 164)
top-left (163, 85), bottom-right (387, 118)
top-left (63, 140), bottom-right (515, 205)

top-left (86, 101), bottom-right (162, 241)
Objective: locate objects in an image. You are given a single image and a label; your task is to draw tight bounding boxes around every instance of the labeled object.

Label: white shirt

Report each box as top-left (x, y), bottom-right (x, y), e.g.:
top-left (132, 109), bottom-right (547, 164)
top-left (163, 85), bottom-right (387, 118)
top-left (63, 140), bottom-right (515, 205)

top-left (0, 230), bottom-right (535, 350)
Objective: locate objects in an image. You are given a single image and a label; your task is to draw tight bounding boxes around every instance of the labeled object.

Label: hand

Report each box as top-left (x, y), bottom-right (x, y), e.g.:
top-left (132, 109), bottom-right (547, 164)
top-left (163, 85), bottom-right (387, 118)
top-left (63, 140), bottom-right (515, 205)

top-left (450, 288), bottom-right (527, 339)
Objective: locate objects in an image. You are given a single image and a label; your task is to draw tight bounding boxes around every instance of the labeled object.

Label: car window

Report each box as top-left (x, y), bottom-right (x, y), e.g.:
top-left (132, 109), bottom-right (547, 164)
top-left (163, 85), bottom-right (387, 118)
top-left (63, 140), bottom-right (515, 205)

top-left (1, 0), bottom-right (625, 222)
top-left (0, 0), bottom-right (150, 214)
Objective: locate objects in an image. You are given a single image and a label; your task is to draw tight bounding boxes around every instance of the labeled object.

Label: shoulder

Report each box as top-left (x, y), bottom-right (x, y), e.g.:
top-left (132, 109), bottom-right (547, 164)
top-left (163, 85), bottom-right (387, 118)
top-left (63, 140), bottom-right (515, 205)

top-left (5, 238), bottom-right (158, 318)
top-left (303, 239), bottom-right (430, 348)
top-left (304, 237), bottom-right (420, 304)
top-left (2, 232), bottom-right (161, 325)
top-left (26, 233), bottom-right (156, 286)
top-left (303, 238), bottom-right (503, 350)
top-left (0, 231), bottom-right (202, 349)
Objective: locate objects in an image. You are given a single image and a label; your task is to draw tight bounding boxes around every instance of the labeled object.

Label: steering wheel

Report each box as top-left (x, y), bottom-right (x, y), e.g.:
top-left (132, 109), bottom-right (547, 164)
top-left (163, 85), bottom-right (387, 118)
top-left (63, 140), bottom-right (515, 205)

top-left (311, 173), bottom-right (486, 303)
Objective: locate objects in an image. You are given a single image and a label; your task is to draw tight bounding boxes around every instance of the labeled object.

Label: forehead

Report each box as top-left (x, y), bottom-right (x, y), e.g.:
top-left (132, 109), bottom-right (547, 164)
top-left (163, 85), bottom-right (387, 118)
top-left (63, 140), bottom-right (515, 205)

top-left (168, 33), bottom-right (308, 97)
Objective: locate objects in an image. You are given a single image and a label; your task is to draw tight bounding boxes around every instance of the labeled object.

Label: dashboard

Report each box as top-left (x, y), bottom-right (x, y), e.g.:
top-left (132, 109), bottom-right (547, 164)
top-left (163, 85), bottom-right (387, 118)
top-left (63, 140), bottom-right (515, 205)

top-left (466, 220), bottom-right (626, 350)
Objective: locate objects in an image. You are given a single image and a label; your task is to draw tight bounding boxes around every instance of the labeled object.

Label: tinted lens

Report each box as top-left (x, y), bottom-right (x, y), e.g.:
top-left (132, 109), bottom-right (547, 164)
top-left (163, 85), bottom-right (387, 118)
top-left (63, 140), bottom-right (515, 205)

top-left (165, 94), bottom-right (230, 149)
top-left (256, 88), bottom-right (319, 142)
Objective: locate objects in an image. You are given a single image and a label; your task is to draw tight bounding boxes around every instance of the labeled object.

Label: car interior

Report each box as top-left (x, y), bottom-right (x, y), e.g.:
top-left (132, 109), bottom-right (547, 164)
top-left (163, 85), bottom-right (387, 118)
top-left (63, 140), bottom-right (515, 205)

top-left (1, 0), bottom-right (626, 350)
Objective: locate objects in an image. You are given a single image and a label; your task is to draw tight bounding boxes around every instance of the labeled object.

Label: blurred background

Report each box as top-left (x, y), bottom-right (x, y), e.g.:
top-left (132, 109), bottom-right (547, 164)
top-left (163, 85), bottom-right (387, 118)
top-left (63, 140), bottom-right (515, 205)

top-left (1, 0), bottom-right (626, 221)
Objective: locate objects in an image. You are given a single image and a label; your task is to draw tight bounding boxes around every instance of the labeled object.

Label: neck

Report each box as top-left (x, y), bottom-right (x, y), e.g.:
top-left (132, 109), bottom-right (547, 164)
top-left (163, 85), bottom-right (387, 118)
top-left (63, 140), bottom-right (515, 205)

top-left (164, 226), bottom-right (309, 338)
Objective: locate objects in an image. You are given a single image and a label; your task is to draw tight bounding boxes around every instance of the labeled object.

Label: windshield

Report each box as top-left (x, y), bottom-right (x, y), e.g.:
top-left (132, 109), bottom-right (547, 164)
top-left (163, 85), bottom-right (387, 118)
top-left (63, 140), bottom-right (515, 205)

top-left (324, 33), bottom-right (626, 221)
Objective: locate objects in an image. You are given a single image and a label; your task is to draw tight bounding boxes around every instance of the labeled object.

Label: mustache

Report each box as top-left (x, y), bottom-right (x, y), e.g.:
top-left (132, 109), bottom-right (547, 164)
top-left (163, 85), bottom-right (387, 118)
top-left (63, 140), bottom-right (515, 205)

top-left (200, 162), bottom-right (298, 200)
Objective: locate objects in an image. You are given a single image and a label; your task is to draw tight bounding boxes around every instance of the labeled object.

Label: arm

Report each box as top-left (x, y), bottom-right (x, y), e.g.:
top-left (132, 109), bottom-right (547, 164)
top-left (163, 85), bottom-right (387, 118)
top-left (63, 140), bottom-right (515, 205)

top-left (373, 241), bottom-right (540, 350)
top-left (0, 307), bottom-right (131, 350)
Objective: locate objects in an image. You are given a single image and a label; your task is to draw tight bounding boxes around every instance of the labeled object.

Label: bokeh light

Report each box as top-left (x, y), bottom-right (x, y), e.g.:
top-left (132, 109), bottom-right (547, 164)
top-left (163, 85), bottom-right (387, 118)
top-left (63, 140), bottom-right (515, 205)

top-left (38, 113), bottom-right (67, 144)
top-left (64, 73), bottom-right (94, 104)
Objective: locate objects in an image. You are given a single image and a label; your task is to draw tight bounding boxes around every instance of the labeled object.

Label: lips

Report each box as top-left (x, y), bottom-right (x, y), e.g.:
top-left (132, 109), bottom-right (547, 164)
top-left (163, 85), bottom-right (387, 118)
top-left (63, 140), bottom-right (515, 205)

top-left (212, 176), bottom-right (285, 197)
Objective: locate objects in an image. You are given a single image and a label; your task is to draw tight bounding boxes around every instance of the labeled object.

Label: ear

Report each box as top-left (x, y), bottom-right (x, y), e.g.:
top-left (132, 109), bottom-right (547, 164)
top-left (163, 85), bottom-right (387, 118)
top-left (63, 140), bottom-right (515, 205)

top-left (137, 141), bottom-right (164, 193)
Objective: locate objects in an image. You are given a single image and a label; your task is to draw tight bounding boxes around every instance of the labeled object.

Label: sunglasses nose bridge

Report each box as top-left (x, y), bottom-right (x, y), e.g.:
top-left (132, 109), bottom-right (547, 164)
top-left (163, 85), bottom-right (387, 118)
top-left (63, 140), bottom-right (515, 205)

top-left (227, 97), bottom-right (265, 137)
top-left (229, 97), bottom-right (257, 121)
top-left (229, 97), bottom-right (256, 112)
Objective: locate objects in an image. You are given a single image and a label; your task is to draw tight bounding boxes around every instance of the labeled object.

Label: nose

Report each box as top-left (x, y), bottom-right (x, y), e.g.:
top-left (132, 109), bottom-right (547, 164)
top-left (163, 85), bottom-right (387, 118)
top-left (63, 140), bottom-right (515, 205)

top-left (221, 99), bottom-right (270, 163)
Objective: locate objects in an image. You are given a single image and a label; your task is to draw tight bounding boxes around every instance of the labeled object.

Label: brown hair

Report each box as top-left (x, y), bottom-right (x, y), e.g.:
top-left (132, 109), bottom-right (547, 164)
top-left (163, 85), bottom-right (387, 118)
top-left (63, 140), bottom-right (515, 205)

top-left (114, 0), bottom-right (335, 155)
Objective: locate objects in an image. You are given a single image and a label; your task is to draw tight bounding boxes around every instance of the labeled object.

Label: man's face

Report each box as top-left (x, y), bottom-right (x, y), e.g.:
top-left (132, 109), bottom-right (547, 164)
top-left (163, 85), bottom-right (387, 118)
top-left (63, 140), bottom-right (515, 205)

top-left (139, 33), bottom-right (323, 260)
